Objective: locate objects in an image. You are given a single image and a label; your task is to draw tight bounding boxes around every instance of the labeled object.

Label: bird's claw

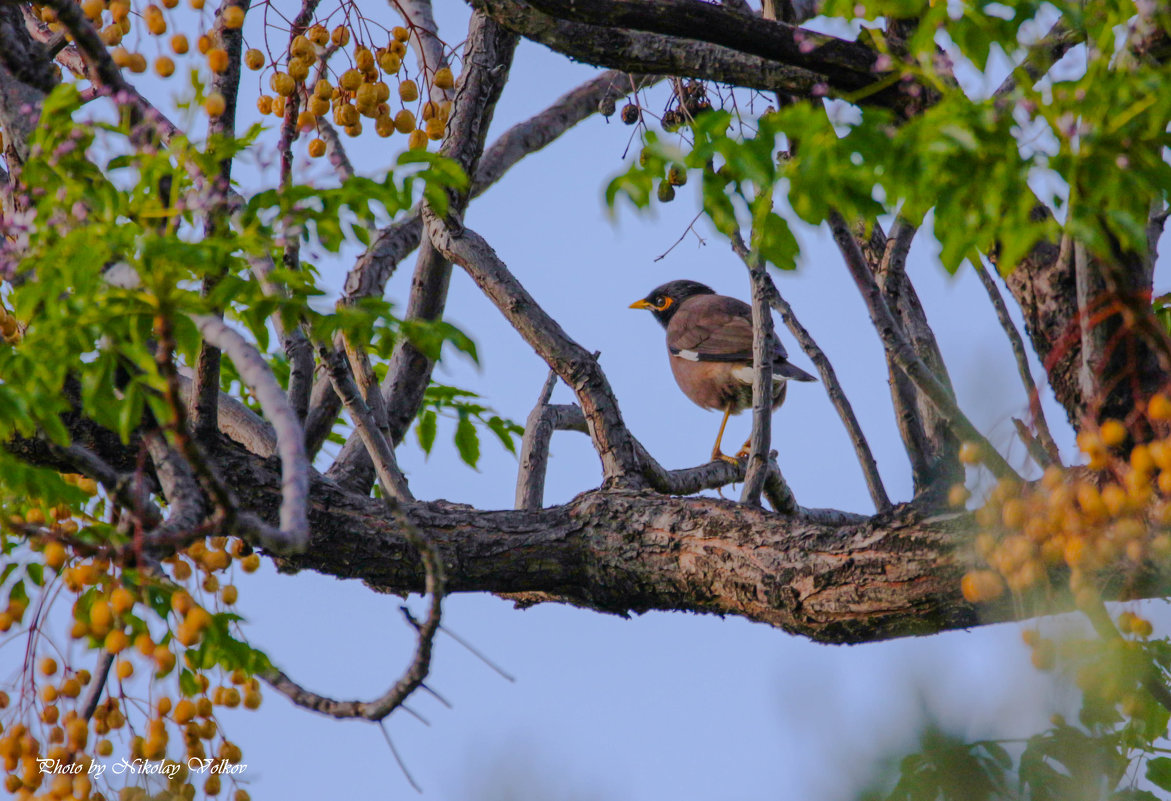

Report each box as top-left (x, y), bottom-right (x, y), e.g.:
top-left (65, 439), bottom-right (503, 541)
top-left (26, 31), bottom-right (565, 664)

top-left (714, 452), bottom-right (742, 465)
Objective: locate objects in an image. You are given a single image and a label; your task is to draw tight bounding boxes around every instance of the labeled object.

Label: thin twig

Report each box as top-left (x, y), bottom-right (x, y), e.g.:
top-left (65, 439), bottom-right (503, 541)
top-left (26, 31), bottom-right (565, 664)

top-left (974, 259), bottom-right (1061, 466)
top-left (729, 234), bottom-right (891, 511)
top-left (80, 651), bottom-right (114, 720)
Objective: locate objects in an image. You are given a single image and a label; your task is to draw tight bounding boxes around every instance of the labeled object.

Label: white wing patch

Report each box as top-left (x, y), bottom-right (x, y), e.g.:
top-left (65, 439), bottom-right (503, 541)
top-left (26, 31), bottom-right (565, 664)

top-left (676, 350), bottom-right (700, 361)
top-left (731, 366), bottom-right (789, 384)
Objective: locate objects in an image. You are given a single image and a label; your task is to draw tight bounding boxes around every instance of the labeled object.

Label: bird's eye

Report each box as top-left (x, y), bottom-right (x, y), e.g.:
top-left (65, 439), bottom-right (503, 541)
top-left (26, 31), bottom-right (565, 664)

top-left (652, 296), bottom-right (673, 311)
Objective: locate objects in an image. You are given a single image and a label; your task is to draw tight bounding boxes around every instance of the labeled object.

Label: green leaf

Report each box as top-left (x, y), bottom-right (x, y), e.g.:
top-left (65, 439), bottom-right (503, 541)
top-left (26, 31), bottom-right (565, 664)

top-left (416, 409), bottom-right (437, 456)
top-left (454, 410), bottom-right (480, 468)
top-left (1146, 757), bottom-right (1171, 791)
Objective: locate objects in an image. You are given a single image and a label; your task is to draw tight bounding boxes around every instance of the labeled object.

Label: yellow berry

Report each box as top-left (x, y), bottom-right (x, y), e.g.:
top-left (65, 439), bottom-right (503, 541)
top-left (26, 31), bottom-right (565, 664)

top-left (110, 586), bottom-right (135, 615)
top-left (355, 47), bottom-right (374, 72)
top-left (393, 108), bottom-right (415, 134)
top-left (155, 55), bottom-right (175, 77)
top-left (241, 553), bottom-right (261, 573)
top-left (308, 138), bottom-right (326, 158)
top-left (100, 24), bottom-right (123, 45)
top-left (197, 34), bottom-right (212, 54)
top-left (81, 0), bottom-right (103, 20)
top-left (41, 656), bottom-right (59, 676)
top-left (44, 541), bottom-right (67, 570)
top-left (307, 24), bottom-right (328, 46)
top-left (331, 25), bottom-right (350, 46)
top-left (1149, 394), bottom-right (1171, 421)
top-left (379, 51), bottom-right (401, 74)
top-left (425, 117), bottom-right (445, 140)
top-left (960, 570), bottom-right (1004, 603)
top-left (433, 66), bottom-right (454, 89)
top-left (958, 441), bottom-right (982, 465)
top-left (245, 48), bottom-right (264, 70)
top-left (339, 68), bottom-right (362, 92)
top-left (173, 699), bottom-right (196, 723)
top-left (1100, 419), bottom-right (1127, 447)
top-left (287, 57), bottom-right (310, 82)
top-left (144, 4), bottom-right (166, 34)
top-left (270, 71), bottom-right (295, 97)
top-left (398, 79), bottom-right (418, 102)
top-left (207, 47), bottom-right (229, 73)
top-left (171, 33), bottom-right (189, 54)
top-left (116, 660), bottom-right (133, 680)
top-left (222, 4), bottom-right (244, 28)
top-left (205, 92), bottom-right (227, 116)
top-left (392, 25), bottom-right (409, 42)
top-left (104, 629), bottom-right (129, 654)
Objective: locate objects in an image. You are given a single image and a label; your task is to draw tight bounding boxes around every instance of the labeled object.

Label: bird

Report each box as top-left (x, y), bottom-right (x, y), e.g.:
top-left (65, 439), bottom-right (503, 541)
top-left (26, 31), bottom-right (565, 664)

top-left (629, 279), bottom-right (816, 463)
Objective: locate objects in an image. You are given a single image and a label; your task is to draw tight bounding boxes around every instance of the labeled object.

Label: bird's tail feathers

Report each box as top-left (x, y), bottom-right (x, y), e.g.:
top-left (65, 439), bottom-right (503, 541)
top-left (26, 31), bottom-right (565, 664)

top-left (776, 361), bottom-right (817, 382)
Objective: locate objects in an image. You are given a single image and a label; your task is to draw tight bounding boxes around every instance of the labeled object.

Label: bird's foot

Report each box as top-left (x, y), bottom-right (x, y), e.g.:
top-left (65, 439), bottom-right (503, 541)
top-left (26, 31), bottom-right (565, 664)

top-left (735, 446), bottom-right (751, 460)
top-left (713, 451), bottom-right (742, 465)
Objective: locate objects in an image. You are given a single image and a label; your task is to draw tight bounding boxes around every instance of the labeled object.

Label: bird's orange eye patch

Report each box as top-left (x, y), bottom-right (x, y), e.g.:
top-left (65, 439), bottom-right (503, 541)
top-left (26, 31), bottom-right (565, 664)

top-left (652, 296), bottom-right (674, 311)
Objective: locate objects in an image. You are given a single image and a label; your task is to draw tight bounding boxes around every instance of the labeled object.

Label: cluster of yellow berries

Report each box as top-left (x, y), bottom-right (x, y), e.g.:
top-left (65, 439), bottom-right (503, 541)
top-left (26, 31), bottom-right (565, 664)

top-left (959, 394), bottom-right (1171, 617)
top-left (1, 480), bottom-right (262, 800)
top-left (252, 23), bottom-right (455, 152)
top-left (42, 0), bottom-right (458, 151)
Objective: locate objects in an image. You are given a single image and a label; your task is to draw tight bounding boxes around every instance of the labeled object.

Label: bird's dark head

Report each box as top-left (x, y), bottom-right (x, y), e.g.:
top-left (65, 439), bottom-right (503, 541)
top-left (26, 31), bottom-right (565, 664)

top-left (628, 280), bottom-right (715, 327)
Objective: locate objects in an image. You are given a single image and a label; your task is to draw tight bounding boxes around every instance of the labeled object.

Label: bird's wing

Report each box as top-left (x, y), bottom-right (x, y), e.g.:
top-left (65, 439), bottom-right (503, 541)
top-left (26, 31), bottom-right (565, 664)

top-left (667, 295), bottom-right (755, 362)
top-left (667, 295), bottom-right (815, 381)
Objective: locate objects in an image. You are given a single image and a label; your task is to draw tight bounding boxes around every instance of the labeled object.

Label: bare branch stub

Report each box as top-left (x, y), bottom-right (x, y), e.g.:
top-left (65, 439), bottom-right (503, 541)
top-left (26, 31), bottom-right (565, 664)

top-left (516, 370), bottom-right (561, 510)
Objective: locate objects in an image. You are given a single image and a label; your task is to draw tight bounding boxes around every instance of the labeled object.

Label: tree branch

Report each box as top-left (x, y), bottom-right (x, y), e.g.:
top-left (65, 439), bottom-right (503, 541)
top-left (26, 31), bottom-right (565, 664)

top-left (193, 314), bottom-right (309, 551)
top-left (424, 218), bottom-right (644, 487)
top-left (326, 12), bottom-right (519, 492)
top-left (740, 249), bottom-right (775, 508)
top-left (974, 259), bottom-right (1061, 466)
top-left (471, 0), bottom-right (911, 110)
top-left (828, 212), bottom-right (1021, 484)
top-left (516, 369), bottom-right (562, 510)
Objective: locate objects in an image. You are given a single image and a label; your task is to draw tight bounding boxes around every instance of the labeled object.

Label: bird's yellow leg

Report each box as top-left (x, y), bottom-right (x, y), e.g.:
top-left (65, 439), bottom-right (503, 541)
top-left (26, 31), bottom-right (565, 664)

top-left (711, 405), bottom-right (739, 464)
top-left (735, 437), bottom-right (752, 460)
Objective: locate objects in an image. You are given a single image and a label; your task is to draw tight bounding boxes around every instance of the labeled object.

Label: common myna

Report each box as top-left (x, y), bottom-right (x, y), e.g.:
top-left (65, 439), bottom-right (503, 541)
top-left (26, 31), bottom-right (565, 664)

top-left (630, 280), bottom-right (816, 462)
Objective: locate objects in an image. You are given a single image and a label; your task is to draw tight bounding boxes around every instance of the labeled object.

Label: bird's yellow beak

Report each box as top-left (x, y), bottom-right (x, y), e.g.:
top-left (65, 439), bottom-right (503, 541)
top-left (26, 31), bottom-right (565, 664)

top-left (629, 299), bottom-right (653, 310)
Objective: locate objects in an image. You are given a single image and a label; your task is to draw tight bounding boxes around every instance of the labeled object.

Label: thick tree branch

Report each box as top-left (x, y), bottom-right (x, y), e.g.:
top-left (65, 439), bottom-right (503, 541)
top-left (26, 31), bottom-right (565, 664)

top-left (205, 434), bottom-right (1045, 645)
top-left (872, 220), bottom-right (962, 492)
top-left (471, 0), bottom-right (911, 111)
